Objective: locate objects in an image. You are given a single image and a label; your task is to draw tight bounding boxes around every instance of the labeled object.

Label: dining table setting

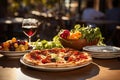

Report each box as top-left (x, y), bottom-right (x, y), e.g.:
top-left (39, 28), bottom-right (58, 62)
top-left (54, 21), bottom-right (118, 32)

top-left (0, 20), bottom-right (120, 80)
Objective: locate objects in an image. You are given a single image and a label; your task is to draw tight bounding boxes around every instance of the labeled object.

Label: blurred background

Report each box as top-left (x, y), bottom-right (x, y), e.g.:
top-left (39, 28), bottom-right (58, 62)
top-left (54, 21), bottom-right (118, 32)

top-left (0, 0), bottom-right (120, 47)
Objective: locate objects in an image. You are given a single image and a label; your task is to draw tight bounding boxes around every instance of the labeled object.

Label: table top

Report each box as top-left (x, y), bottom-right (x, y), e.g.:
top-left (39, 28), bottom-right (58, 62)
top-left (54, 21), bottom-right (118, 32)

top-left (0, 17), bottom-right (23, 24)
top-left (78, 20), bottom-right (120, 25)
top-left (0, 54), bottom-right (120, 80)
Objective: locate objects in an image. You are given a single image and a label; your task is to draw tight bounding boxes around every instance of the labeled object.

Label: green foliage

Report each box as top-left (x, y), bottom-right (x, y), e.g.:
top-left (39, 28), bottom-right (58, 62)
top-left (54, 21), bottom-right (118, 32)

top-left (72, 24), bottom-right (105, 45)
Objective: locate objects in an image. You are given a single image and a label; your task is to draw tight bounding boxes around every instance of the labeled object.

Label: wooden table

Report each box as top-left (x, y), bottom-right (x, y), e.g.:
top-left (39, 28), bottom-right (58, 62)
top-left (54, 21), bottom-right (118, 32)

top-left (77, 20), bottom-right (120, 25)
top-left (0, 54), bottom-right (120, 80)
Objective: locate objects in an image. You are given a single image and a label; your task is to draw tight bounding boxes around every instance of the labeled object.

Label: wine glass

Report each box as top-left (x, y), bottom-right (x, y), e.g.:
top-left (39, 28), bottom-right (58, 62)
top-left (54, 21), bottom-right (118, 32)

top-left (22, 18), bottom-right (38, 44)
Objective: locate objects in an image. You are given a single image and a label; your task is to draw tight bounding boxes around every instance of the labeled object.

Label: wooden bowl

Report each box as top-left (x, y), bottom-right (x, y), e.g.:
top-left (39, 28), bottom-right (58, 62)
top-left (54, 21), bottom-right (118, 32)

top-left (59, 38), bottom-right (99, 50)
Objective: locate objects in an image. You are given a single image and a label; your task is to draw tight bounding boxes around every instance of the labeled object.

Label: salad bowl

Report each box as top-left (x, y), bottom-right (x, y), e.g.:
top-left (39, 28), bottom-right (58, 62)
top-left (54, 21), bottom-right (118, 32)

top-left (60, 38), bottom-right (98, 50)
top-left (57, 24), bottom-right (104, 50)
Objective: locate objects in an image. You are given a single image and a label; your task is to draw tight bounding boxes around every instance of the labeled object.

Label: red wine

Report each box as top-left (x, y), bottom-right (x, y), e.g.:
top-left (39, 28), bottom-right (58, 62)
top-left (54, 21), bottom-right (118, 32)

top-left (22, 26), bottom-right (37, 37)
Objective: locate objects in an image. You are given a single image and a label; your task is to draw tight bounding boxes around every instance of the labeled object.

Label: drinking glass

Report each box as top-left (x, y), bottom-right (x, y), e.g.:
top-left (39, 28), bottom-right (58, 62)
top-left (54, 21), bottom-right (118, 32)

top-left (22, 18), bottom-right (38, 44)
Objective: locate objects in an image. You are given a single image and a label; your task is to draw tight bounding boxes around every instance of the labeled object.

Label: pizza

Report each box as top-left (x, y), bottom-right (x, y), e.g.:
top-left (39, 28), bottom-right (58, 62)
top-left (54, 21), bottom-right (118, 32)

top-left (22, 48), bottom-right (92, 68)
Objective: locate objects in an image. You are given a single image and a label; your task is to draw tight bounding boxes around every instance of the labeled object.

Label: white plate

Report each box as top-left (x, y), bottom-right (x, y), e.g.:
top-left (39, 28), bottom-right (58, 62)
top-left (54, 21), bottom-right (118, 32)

top-left (0, 50), bottom-right (31, 57)
top-left (83, 46), bottom-right (120, 59)
top-left (20, 58), bottom-right (92, 71)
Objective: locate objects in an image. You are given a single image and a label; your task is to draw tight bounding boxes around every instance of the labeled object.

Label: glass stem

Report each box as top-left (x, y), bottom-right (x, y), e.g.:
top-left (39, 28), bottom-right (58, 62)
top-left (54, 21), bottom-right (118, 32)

top-left (28, 36), bottom-right (31, 45)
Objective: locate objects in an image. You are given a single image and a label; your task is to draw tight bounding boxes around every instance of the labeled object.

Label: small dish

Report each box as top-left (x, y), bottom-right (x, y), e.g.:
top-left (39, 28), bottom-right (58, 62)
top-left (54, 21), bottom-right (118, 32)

top-left (0, 50), bottom-right (31, 58)
top-left (83, 46), bottom-right (120, 59)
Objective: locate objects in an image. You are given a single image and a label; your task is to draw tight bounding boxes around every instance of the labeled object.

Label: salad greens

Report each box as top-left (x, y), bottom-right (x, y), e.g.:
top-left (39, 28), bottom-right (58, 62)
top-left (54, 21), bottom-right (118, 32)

top-left (71, 24), bottom-right (104, 45)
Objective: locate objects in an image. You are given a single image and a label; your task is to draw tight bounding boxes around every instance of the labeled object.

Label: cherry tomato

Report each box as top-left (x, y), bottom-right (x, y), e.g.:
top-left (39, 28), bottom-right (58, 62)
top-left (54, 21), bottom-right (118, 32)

top-left (60, 49), bottom-right (66, 52)
top-left (31, 54), bottom-right (41, 60)
top-left (79, 54), bottom-right (88, 59)
top-left (73, 51), bottom-right (79, 55)
top-left (68, 56), bottom-right (74, 62)
top-left (41, 58), bottom-right (50, 64)
top-left (60, 30), bottom-right (70, 39)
